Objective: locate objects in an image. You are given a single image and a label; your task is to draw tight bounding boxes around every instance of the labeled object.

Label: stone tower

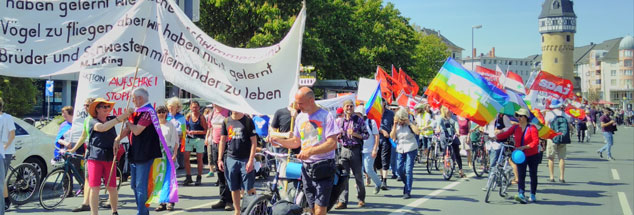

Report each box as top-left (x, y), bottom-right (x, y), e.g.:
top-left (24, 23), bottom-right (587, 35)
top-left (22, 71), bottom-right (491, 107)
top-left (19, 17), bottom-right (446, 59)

top-left (539, 0), bottom-right (576, 81)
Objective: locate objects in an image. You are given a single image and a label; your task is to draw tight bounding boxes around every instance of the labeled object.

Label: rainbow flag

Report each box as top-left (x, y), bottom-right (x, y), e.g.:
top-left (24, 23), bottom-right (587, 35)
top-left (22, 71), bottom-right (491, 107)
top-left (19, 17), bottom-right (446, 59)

top-left (530, 108), bottom-right (561, 139)
top-left (365, 82), bottom-right (383, 128)
top-left (425, 58), bottom-right (504, 126)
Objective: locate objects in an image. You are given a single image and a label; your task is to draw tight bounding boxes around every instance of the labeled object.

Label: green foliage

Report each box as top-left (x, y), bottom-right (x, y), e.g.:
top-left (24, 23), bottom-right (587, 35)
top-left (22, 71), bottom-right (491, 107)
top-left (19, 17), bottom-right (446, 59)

top-left (0, 76), bottom-right (37, 117)
top-left (197, 0), bottom-right (450, 93)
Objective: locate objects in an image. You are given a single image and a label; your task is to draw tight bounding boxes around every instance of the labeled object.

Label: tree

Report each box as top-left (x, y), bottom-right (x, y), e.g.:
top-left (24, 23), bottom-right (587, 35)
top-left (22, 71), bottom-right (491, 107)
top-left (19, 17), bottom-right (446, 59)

top-left (196, 0), bottom-right (449, 91)
top-left (0, 76), bottom-right (38, 117)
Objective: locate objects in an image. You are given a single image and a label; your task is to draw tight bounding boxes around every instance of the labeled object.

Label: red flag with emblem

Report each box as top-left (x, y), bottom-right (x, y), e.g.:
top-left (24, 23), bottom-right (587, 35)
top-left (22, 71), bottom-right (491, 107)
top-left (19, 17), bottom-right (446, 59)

top-left (529, 70), bottom-right (574, 99)
top-left (398, 68), bottom-right (419, 96)
top-left (565, 104), bottom-right (587, 120)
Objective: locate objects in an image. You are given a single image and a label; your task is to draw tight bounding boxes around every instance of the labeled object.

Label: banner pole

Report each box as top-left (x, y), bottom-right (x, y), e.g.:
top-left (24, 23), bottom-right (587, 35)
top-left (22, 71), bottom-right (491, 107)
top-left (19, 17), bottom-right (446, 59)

top-left (105, 27), bottom-right (149, 196)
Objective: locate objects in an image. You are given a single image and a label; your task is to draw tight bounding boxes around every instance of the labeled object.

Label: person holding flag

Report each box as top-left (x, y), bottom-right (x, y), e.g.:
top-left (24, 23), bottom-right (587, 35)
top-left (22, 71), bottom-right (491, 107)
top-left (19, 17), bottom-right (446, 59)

top-left (115, 88), bottom-right (163, 215)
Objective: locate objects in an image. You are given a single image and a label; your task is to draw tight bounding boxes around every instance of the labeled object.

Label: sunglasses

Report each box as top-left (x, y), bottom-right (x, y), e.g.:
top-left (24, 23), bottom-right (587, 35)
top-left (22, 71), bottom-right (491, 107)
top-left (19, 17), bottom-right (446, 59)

top-left (157, 111), bottom-right (167, 114)
top-left (515, 114), bottom-right (527, 118)
top-left (97, 105), bottom-right (111, 109)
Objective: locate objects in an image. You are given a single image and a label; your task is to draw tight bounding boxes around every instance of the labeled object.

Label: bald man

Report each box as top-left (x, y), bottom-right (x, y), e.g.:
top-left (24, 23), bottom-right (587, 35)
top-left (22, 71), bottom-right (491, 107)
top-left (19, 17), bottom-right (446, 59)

top-left (272, 87), bottom-right (342, 215)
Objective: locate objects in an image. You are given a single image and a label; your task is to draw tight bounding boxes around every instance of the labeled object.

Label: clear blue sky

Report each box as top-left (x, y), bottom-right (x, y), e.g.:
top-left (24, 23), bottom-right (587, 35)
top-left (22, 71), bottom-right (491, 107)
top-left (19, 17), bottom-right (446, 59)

top-left (385, 0), bottom-right (634, 58)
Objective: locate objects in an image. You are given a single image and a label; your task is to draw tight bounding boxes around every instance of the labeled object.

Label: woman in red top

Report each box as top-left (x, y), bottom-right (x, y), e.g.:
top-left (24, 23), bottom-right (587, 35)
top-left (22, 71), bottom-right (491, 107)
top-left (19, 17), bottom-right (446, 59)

top-left (496, 108), bottom-right (539, 204)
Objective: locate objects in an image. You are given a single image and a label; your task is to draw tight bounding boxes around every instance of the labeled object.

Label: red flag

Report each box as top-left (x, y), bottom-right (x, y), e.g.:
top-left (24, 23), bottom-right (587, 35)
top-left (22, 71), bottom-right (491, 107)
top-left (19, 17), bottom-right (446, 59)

top-left (475, 66), bottom-right (504, 90)
top-left (392, 65), bottom-right (399, 81)
top-left (395, 90), bottom-right (410, 108)
top-left (565, 104), bottom-right (587, 120)
top-left (504, 71), bottom-right (526, 94)
top-left (376, 66), bottom-right (394, 104)
top-left (398, 68), bottom-right (420, 96)
top-left (529, 70), bottom-right (574, 99)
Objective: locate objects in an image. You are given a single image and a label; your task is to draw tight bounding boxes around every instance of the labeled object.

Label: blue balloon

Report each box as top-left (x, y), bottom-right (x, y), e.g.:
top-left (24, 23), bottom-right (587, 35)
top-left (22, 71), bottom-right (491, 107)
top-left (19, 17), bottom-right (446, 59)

top-left (512, 150), bottom-right (526, 164)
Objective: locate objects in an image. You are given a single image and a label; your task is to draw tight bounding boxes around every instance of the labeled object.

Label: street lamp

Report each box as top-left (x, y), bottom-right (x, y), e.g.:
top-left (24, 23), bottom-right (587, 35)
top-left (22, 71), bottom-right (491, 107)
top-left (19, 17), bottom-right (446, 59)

top-left (471, 24), bottom-right (482, 72)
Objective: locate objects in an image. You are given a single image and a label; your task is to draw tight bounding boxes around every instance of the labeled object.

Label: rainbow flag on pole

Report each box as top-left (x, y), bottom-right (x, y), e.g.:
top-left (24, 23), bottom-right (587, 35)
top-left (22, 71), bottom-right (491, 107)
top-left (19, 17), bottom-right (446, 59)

top-left (365, 82), bottom-right (383, 128)
top-left (425, 58), bottom-right (504, 126)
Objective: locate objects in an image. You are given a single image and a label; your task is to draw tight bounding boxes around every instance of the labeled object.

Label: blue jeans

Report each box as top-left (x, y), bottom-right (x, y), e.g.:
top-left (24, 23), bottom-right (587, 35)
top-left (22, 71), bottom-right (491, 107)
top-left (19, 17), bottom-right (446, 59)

top-left (0, 155), bottom-right (5, 215)
top-left (396, 150), bottom-right (416, 195)
top-left (489, 148), bottom-right (502, 169)
top-left (599, 132), bottom-right (614, 157)
top-left (362, 153), bottom-right (382, 189)
top-left (390, 146), bottom-right (398, 176)
top-left (130, 159), bottom-right (153, 215)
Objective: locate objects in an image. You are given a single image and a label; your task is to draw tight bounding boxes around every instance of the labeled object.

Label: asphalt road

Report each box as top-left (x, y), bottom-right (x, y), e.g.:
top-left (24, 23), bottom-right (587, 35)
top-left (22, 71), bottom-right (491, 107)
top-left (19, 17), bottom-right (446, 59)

top-left (7, 127), bottom-right (634, 215)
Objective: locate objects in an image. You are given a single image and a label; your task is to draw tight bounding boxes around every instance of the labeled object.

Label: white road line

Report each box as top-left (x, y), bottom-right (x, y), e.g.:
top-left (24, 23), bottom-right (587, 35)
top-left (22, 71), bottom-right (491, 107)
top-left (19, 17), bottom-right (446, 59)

top-left (165, 202), bottom-right (214, 215)
top-left (618, 192), bottom-right (633, 215)
top-left (612, 169), bottom-right (621, 180)
top-left (389, 173), bottom-right (476, 215)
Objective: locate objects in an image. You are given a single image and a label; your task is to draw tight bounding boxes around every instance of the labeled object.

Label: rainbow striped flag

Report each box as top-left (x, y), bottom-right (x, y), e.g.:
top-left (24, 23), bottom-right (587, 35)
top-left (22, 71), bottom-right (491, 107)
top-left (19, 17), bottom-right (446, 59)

top-left (530, 108), bottom-right (561, 139)
top-left (365, 82), bottom-right (383, 128)
top-left (425, 58), bottom-right (504, 126)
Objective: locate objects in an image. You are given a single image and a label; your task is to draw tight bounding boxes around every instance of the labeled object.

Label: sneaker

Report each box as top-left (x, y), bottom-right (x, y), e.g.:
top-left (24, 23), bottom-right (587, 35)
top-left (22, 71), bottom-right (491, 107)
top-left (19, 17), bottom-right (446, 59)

top-left (334, 202), bottom-right (347, 209)
top-left (380, 184), bottom-right (389, 191)
top-left (71, 204), bottom-right (90, 212)
top-left (396, 177), bottom-right (402, 182)
top-left (211, 200), bottom-right (226, 209)
top-left (4, 198), bottom-right (11, 211)
top-left (374, 186), bottom-right (381, 195)
top-left (195, 175), bottom-right (202, 186)
top-left (357, 201), bottom-right (365, 208)
top-left (206, 172), bottom-right (214, 177)
top-left (597, 151), bottom-right (603, 158)
top-left (515, 194), bottom-right (527, 204)
top-left (403, 193), bottom-right (411, 199)
top-left (608, 156), bottom-right (616, 161)
top-left (182, 175), bottom-right (193, 186)
top-left (224, 204), bottom-right (234, 211)
top-left (530, 194), bottom-right (537, 203)
top-left (391, 175), bottom-right (398, 179)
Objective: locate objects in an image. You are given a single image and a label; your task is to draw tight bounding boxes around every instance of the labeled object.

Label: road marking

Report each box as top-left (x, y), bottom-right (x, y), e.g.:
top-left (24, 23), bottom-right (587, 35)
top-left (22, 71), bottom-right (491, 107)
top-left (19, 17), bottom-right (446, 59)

top-left (389, 173), bottom-right (476, 215)
top-left (619, 192), bottom-right (633, 215)
top-left (618, 192), bottom-right (632, 215)
top-left (612, 169), bottom-right (621, 180)
top-left (165, 202), bottom-right (214, 215)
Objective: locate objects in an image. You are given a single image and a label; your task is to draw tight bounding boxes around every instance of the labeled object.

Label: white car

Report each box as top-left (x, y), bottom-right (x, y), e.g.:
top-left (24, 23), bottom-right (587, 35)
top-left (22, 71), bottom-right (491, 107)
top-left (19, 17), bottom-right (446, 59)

top-left (11, 117), bottom-right (55, 179)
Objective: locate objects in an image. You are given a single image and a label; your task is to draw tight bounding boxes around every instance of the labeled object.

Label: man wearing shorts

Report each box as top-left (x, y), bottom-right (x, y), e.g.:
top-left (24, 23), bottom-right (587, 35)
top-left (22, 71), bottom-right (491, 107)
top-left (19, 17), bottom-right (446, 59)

top-left (217, 111), bottom-right (257, 215)
top-left (544, 99), bottom-right (572, 183)
top-left (272, 87), bottom-right (341, 215)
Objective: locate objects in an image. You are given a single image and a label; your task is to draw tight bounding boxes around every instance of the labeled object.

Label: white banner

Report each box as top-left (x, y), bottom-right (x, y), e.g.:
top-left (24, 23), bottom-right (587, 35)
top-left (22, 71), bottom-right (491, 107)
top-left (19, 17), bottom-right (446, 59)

top-left (70, 68), bottom-right (165, 143)
top-left (316, 94), bottom-right (357, 115)
top-left (356, 78), bottom-right (378, 102)
top-left (0, 0), bottom-right (306, 115)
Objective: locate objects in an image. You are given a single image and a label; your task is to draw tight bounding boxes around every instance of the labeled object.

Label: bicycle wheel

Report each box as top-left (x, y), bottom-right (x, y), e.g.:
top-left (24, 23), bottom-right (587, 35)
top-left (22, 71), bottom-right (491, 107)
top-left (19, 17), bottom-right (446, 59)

top-left (426, 149), bottom-right (434, 174)
top-left (39, 168), bottom-right (71, 210)
top-left (243, 194), bottom-right (272, 215)
top-left (442, 146), bottom-right (455, 181)
top-left (499, 169), bottom-right (513, 198)
top-left (484, 173), bottom-right (498, 203)
top-left (417, 147), bottom-right (425, 164)
top-left (472, 147), bottom-right (486, 178)
top-left (7, 163), bottom-right (40, 205)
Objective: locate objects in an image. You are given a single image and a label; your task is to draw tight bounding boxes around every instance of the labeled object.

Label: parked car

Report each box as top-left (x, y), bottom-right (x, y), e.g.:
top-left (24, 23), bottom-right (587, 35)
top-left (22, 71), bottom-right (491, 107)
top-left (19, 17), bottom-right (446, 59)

top-left (12, 117), bottom-right (55, 180)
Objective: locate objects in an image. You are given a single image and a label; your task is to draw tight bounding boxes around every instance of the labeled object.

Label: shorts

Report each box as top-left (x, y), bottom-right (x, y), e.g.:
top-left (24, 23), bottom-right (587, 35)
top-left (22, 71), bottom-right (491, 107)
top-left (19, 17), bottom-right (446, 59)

top-left (379, 138), bottom-right (391, 170)
top-left (185, 138), bottom-right (205, 153)
top-left (225, 157), bottom-right (255, 191)
top-left (459, 135), bottom-right (471, 151)
top-left (301, 161), bottom-right (335, 208)
top-left (4, 154), bottom-right (12, 175)
top-left (421, 136), bottom-right (432, 150)
top-left (546, 139), bottom-right (567, 160)
top-left (87, 160), bottom-right (117, 188)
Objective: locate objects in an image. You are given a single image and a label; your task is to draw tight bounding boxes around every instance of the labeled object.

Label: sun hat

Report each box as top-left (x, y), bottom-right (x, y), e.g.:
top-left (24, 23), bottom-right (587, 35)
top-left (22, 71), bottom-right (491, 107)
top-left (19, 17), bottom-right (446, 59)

top-left (414, 103), bottom-right (425, 110)
top-left (549, 99), bottom-right (563, 109)
top-left (514, 108), bottom-right (530, 118)
top-left (88, 98), bottom-right (115, 118)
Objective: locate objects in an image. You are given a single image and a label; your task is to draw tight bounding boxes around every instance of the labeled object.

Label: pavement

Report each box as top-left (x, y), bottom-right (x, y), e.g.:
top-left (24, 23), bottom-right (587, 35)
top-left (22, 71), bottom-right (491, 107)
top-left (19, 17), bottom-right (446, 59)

top-left (7, 126), bottom-right (634, 215)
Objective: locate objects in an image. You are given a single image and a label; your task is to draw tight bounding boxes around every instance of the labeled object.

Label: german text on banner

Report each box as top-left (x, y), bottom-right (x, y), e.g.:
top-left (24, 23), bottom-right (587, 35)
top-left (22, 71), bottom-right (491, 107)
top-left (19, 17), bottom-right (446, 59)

top-left (0, 0), bottom-right (306, 115)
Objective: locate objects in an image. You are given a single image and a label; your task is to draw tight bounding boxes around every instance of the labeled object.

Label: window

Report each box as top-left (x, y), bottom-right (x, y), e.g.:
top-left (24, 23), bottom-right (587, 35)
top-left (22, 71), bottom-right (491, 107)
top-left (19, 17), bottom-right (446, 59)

top-left (596, 80), bottom-right (601, 84)
top-left (14, 123), bottom-right (28, 136)
top-left (627, 80), bottom-right (633, 87)
top-left (596, 70), bottom-right (601, 75)
top-left (612, 70), bottom-right (617, 76)
top-left (541, 21), bottom-right (545, 27)
top-left (626, 50), bottom-right (633, 57)
top-left (542, 36), bottom-right (544, 42)
top-left (586, 71), bottom-right (590, 76)
top-left (555, 58), bottom-right (558, 63)
top-left (566, 35), bottom-right (570, 42)
top-left (494, 60), bottom-right (497, 64)
top-left (625, 59), bottom-right (633, 67)
top-left (625, 70), bottom-right (633, 75)
top-left (611, 80), bottom-right (617, 85)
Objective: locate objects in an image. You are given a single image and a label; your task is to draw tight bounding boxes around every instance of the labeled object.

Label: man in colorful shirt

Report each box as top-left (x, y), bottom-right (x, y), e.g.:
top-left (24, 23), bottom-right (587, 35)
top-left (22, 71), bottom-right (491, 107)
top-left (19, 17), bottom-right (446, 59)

top-left (272, 87), bottom-right (341, 215)
top-left (335, 100), bottom-right (369, 209)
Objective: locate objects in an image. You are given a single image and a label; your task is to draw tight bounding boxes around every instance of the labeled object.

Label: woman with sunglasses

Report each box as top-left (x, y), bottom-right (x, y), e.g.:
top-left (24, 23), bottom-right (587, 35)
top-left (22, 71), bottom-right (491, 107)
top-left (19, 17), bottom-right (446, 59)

top-left (155, 105), bottom-right (180, 211)
top-left (496, 108), bottom-right (539, 204)
top-left (85, 98), bottom-right (132, 215)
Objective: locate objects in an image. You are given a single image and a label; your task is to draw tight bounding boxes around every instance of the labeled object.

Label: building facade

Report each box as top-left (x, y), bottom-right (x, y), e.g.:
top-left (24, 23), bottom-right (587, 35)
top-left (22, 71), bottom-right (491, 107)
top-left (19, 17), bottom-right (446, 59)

top-left (461, 47), bottom-right (536, 83)
top-left (539, 0), bottom-right (576, 82)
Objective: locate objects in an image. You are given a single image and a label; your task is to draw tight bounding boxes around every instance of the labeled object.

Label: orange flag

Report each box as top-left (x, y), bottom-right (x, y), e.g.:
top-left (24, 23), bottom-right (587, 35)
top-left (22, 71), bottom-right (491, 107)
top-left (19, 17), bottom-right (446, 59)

top-left (399, 68), bottom-right (419, 96)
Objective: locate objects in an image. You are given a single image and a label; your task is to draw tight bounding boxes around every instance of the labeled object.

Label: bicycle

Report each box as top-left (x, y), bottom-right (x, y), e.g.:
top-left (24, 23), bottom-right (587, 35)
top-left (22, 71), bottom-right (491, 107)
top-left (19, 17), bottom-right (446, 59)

top-left (441, 135), bottom-right (457, 181)
top-left (484, 142), bottom-right (515, 203)
top-left (471, 132), bottom-right (489, 178)
top-left (426, 133), bottom-right (441, 174)
top-left (6, 155), bottom-right (41, 206)
top-left (38, 152), bottom-right (122, 210)
top-left (242, 148), bottom-right (308, 215)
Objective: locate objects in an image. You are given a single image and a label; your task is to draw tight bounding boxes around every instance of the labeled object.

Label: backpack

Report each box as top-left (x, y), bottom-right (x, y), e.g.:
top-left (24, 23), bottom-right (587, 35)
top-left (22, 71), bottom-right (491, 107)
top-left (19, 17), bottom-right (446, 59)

top-left (550, 115), bottom-right (571, 144)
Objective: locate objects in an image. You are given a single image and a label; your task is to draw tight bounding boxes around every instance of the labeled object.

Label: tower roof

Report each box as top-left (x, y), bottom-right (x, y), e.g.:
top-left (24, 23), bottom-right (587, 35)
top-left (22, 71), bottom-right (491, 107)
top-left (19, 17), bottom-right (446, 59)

top-left (619, 35), bottom-right (634, 50)
top-left (539, 0), bottom-right (576, 19)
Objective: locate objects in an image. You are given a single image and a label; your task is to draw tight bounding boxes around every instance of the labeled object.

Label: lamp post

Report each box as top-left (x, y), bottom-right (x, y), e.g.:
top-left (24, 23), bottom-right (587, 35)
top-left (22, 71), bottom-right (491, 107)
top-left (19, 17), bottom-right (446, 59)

top-left (471, 25), bottom-right (482, 72)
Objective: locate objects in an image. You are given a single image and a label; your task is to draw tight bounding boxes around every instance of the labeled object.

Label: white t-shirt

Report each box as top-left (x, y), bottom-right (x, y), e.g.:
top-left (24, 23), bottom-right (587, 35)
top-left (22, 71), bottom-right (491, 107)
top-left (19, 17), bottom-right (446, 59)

top-left (362, 119), bottom-right (379, 154)
top-left (395, 124), bottom-right (418, 154)
top-left (0, 113), bottom-right (17, 155)
top-left (160, 122), bottom-right (179, 149)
